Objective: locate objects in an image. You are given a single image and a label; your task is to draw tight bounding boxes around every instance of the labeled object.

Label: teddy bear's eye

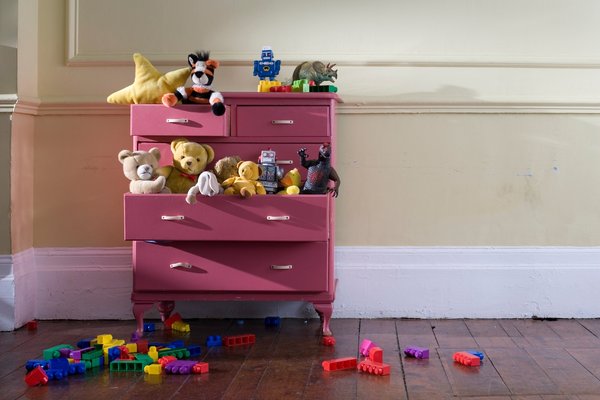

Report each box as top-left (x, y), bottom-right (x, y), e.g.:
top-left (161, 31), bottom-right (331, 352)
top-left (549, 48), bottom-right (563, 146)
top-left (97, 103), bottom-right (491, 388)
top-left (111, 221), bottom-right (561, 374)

top-left (196, 158), bottom-right (200, 162)
top-left (180, 156), bottom-right (185, 160)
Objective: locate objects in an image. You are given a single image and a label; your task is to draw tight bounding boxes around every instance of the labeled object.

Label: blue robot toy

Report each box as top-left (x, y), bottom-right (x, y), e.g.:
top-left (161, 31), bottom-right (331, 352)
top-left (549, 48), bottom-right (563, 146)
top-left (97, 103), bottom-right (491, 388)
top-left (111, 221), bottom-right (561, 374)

top-left (253, 46), bottom-right (281, 81)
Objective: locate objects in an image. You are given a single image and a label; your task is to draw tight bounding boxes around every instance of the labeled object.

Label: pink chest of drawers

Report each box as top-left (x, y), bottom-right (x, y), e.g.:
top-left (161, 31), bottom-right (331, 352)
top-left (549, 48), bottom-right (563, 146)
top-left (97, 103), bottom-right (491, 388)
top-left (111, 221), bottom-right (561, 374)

top-left (126, 92), bottom-right (340, 336)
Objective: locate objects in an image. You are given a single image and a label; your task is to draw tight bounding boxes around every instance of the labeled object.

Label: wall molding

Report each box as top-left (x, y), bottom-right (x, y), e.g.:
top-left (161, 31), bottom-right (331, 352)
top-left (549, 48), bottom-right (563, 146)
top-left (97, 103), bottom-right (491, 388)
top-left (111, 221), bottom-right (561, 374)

top-left (0, 254), bottom-right (15, 331)
top-left (0, 94), bottom-right (17, 113)
top-left (25, 246), bottom-right (600, 322)
top-left (12, 100), bottom-right (600, 117)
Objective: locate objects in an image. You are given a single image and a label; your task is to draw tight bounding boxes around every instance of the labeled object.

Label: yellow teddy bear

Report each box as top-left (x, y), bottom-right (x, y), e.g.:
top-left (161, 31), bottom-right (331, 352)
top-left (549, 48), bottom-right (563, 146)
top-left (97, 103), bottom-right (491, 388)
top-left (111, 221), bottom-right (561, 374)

top-left (222, 161), bottom-right (267, 198)
top-left (156, 138), bottom-right (215, 194)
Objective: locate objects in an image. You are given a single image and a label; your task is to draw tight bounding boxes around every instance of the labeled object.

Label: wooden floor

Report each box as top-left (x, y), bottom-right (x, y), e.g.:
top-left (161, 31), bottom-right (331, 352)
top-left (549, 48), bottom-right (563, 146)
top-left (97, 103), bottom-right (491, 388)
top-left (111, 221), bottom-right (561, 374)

top-left (3, 318), bottom-right (600, 399)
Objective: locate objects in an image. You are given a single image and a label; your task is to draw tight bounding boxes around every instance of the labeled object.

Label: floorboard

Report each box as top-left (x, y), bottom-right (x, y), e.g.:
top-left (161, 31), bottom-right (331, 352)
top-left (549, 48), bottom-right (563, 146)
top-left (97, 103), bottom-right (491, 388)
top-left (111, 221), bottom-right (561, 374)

top-left (4, 318), bottom-right (600, 399)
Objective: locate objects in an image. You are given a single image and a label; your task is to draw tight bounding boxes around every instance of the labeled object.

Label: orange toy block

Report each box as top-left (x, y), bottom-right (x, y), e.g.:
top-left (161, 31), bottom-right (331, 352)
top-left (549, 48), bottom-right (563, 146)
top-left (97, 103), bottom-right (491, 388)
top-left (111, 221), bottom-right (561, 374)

top-left (322, 357), bottom-right (357, 371)
top-left (222, 334), bottom-right (256, 347)
top-left (453, 351), bottom-right (481, 366)
top-left (357, 359), bottom-right (391, 376)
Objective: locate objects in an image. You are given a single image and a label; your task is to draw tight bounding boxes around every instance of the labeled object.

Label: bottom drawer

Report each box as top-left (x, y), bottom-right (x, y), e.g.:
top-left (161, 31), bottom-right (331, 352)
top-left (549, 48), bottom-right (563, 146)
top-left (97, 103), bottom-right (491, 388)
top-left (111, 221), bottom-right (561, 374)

top-left (133, 241), bottom-right (328, 293)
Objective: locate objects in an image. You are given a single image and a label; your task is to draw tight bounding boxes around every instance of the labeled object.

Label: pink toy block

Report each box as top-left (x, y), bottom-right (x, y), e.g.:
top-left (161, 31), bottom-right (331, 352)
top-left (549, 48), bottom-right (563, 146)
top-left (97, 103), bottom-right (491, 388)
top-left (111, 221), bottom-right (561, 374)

top-left (357, 359), bottom-right (391, 376)
top-left (369, 346), bottom-right (384, 363)
top-left (359, 339), bottom-right (376, 356)
top-left (192, 362), bottom-right (209, 374)
top-left (222, 334), bottom-right (256, 347)
top-left (322, 357), bottom-right (357, 371)
top-left (25, 366), bottom-right (49, 386)
top-left (322, 336), bottom-right (336, 346)
top-left (453, 351), bottom-right (481, 366)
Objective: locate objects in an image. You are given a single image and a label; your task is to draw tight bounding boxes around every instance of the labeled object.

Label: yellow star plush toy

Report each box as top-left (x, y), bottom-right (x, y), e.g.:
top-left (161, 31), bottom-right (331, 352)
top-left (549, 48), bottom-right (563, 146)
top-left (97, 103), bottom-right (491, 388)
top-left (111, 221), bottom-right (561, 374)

top-left (107, 53), bottom-right (190, 104)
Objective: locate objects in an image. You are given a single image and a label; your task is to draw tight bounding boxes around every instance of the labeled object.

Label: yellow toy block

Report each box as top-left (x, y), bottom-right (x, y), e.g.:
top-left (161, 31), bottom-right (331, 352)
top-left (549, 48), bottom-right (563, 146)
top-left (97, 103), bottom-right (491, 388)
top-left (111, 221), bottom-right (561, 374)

top-left (96, 334), bottom-right (113, 344)
top-left (172, 321), bottom-right (190, 333)
top-left (258, 80), bottom-right (281, 93)
top-left (144, 364), bottom-right (162, 375)
top-left (148, 346), bottom-right (159, 362)
top-left (126, 343), bottom-right (137, 353)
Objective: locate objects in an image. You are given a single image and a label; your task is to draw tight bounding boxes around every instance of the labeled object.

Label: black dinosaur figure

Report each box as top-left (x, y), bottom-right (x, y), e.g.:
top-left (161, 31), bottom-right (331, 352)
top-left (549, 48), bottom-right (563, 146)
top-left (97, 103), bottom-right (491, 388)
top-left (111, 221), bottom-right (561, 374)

top-left (298, 143), bottom-right (340, 197)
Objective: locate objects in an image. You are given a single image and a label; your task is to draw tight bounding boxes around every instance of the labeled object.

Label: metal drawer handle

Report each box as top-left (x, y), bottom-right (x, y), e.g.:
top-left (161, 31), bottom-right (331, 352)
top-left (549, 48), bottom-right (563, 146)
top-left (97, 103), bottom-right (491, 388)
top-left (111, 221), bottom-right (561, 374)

top-left (170, 262), bottom-right (192, 269)
top-left (272, 120), bottom-right (294, 125)
top-left (166, 118), bottom-right (189, 124)
top-left (271, 265), bottom-right (293, 270)
top-left (266, 216), bottom-right (290, 221)
top-left (276, 160), bottom-right (293, 165)
top-left (161, 215), bottom-right (185, 221)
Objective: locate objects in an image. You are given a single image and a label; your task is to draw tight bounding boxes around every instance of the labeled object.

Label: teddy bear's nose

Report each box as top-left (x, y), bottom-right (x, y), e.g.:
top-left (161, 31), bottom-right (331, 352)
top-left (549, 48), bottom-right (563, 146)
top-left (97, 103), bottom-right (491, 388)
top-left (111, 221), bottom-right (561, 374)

top-left (186, 161), bottom-right (192, 166)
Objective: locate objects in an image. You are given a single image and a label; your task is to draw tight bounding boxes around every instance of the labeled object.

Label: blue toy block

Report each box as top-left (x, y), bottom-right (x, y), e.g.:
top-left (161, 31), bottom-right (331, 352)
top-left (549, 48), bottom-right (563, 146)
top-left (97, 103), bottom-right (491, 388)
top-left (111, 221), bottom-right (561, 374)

top-left (264, 316), bottom-right (281, 327)
top-left (468, 350), bottom-right (485, 361)
top-left (77, 338), bottom-right (93, 349)
top-left (187, 344), bottom-right (202, 357)
top-left (143, 322), bottom-right (155, 332)
top-left (46, 358), bottom-right (70, 380)
top-left (25, 359), bottom-right (49, 372)
top-left (68, 362), bottom-right (86, 375)
top-left (168, 340), bottom-right (185, 349)
top-left (206, 335), bottom-right (222, 347)
top-left (107, 346), bottom-right (121, 363)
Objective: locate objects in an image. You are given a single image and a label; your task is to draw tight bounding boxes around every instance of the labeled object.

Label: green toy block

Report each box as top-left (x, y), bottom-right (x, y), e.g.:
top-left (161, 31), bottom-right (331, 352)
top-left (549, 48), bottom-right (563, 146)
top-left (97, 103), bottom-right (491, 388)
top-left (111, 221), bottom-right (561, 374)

top-left (157, 347), bottom-right (190, 359)
top-left (84, 355), bottom-right (103, 369)
top-left (82, 348), bottom-right (103, 361)
top-left (309, 85), bottom-right (338, 93)
top-left (110, 360), bottom-right (145, 372)
top-left (135, 353), bottom-right (154, 365)
top-left (42, 344), bottom-right (74, 360)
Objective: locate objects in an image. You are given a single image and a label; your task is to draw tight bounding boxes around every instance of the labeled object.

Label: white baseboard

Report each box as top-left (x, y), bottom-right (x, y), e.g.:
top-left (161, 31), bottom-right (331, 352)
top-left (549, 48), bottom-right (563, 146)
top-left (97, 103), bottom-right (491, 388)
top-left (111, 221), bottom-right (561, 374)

top-left (26, 246), bottom-right (600, 321)
top-left (12, 248), bottom-right (36, 329)
top-left (0, 254), bottom-right (15, 330)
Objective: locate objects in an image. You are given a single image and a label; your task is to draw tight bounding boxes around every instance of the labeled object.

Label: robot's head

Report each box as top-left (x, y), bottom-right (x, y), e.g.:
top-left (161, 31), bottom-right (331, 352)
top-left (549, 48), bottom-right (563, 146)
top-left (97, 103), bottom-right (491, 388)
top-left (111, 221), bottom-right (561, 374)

top-left (261, 46), bottom-right (273, 61)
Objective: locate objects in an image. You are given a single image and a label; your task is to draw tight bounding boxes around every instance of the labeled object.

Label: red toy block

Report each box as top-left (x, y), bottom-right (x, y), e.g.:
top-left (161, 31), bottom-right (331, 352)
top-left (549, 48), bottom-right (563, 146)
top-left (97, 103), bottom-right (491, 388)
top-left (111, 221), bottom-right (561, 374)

top-left (136, 339), bottom-right (149, 354)
top-left (322, 336), bottom-right (336, 346)
top-left (357, 359), bottom-right (391, 376)
top-left (322, 357), bottom-right (357, 371)
top-left (26, 320), bottom-right (38, 331)
top-left (25, 366), bottom-right (49, 386)
top-left (369, 346), bottom-right (384, 363)
top-left (453, 351), bottom-right (481, 366)
top-left (192, 362), bottom-right (209, 374)
top-left (157, 355), bottom-right (177, 367)
top-left (118, 345), bottom-right (134, 360)
top-left (222, 334), bottom-right (256, 347)
top-left (163, 312), bottom-right (182, 329)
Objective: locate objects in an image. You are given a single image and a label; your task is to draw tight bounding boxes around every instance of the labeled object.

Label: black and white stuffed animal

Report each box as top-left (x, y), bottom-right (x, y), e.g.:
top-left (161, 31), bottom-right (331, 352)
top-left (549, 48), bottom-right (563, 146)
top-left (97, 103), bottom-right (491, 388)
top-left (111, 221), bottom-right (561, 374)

top-left (162, 51), bottom-right (226, 116)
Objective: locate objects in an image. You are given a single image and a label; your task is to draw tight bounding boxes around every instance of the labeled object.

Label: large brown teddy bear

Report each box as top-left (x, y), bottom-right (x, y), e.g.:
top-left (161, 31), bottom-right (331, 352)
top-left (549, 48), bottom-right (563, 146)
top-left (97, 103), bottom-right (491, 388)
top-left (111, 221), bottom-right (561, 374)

top-left (222, 161), bottom-right (267, 198)
top-left (156, 138), bottom-right (215, 193)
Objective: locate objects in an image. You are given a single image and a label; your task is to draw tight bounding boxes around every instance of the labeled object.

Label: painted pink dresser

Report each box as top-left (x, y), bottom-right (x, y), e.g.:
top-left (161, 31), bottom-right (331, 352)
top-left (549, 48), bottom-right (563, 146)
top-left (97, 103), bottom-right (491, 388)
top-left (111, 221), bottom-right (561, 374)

top-left (125, 92), bottom-right (340, 336)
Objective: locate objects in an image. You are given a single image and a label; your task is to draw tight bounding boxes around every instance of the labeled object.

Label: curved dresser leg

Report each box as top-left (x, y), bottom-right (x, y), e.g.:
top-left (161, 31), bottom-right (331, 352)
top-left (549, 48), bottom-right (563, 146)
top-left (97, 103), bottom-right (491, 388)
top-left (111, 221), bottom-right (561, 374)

top-left (158, 301), bottom-right (175, 322)
top-left (313, 302), bottom-right (333, 336)
top-left (132, 302), bottom-right (154, 334)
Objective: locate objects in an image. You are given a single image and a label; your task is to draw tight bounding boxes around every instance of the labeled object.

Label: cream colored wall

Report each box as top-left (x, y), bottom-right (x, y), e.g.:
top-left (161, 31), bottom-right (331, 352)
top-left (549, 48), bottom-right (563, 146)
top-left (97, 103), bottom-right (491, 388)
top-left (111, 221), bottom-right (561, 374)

top-left (13, 0), bottom-right (600, 248)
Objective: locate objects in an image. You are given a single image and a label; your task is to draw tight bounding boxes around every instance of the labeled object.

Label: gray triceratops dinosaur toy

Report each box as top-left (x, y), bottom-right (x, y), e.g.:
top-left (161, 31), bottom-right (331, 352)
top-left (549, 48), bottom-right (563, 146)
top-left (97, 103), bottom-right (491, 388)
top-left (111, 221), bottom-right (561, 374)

top-left (292, 61), bottom-right (338, 86)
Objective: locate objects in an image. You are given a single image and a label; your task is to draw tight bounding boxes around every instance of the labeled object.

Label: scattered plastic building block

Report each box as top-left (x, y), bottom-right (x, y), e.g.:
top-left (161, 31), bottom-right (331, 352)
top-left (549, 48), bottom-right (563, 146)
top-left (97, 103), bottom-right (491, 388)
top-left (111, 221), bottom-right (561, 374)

top-left (46, 357), bottom-right (71, 380)
top-left (222, 334), bottom-right (256, 347)
top-left (69, 347), bottom-right (94, 361)
top-left (292, 79), bottom-right (312, 92)
top-left (258, 80), bottom-right (281, 93)
top-left (322, 336), bottom-right (336, 346)
top-left (186, 345), bottom-right (202, 357)
top-left (25, 359), bottom-right (50, 371)
top-left (453, 351), bottom-right (481, 366)
top-left (163, 313), bottom-right (182, 329)
top-left (43, 344), bottom-right (74, 360)
top-left (136, 339), bottom-right (149, 354)
top-left (110, 360), bottom-right (147, 372)
top-left (206, 335), bottom-right (222, 347)
top-left (357, 359), bottom-right (391, 376)
top-left (192, 362), bottom-right (209, 374)
top-left (96, 334), bottom-right (113, 345)
top-left (171, 321), bottom-right (190, 333)
top-left (148, 346), bottom-right (159, 362)
top-left (157, 355), bottom-right (177, 367)
top-left (264, 316), bottom-right (281, 327)
top-left (143, 323), bottom-right (155, 332)
top-left (164, 360), bottom-right (198, 374)
top-left (467, 350), bottom-right (485, 361)
top-left (269, 85), bottom-right (292, 92)
top-left (76, 338), bottom-right (93, 349)
top-left (144, 364), bottom-right (162, 375)
top-left (322, 357), bottom-right (358, 371)
top-left (68, 362), bottom-right (86, 375)
top-left (369, 347), bottom-right (384, 363)
top-left (157, 347), bottom-right (190, 359)
top-left (359, 339), bottom-right (376, 357)
top-left (404, 346), bottom-right (430, 359)
top-left (25, 366), bottom-right (49, 386)
top-left (27, 320), bottom-right (38, 330)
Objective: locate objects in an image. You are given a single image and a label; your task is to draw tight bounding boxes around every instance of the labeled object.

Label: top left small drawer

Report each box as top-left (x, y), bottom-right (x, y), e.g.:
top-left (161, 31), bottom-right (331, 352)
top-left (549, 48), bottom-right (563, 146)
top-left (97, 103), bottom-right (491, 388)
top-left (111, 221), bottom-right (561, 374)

top-left (131, 104), bottom-right (228, 137)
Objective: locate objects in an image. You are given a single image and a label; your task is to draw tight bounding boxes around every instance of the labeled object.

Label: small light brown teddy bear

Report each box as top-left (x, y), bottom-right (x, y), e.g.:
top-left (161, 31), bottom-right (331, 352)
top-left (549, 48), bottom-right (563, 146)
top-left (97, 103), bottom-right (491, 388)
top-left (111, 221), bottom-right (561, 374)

top-left (213, 155), bottom-right (241, 183)
top-left (118, 148), bottom-right (171, 194)
top-left (156, 138), bottom-right (215, 194)
top-left (222, 160), bottom-right (267, 198)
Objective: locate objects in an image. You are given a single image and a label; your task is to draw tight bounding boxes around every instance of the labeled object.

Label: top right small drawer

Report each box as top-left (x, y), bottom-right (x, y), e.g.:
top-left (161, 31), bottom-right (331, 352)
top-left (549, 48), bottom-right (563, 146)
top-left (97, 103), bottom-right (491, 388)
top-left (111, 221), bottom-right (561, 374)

top-left (236, 106), bottom-right (330, 137)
